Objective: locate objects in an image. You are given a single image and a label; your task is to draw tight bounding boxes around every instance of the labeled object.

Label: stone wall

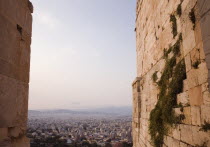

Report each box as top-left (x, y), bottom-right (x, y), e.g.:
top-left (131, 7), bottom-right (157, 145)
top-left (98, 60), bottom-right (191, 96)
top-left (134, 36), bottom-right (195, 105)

top-left (133, 0), bottom-right (210, 146)
top-left (0, 0), bottom-right (33, 146)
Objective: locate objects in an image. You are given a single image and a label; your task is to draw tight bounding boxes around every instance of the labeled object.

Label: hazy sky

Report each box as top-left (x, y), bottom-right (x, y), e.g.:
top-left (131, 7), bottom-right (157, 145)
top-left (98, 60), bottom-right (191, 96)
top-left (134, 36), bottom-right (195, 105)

top-left (29, 0), bottom-right (136, 110)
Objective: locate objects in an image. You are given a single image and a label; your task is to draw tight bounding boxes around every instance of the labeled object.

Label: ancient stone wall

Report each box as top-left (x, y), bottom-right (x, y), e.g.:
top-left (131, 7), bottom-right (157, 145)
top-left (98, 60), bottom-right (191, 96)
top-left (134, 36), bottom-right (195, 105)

top-left (0, 0), bottom-right (33, 146)
top-left (133, 0), bottom-right (210, 146)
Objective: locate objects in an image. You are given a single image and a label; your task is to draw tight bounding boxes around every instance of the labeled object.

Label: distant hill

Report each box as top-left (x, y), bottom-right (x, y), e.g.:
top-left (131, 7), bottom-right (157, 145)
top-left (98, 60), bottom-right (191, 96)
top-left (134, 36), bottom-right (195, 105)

top-left (29, 106), bottom-right (132, 116)
top-left (84, 106), bottom-right (132, 115)
top-left (28, 110), bottom-right (42, 114)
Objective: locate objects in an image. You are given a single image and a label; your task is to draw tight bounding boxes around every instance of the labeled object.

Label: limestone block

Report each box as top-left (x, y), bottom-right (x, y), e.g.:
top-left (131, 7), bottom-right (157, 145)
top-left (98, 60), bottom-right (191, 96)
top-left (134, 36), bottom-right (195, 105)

top-left (19, 40), bottom-right (31, 69)
top-left (170, 125), bottom-right (181, 140)
top-left (142, 51), bottom-right (152, 76)
top-left (139, 133), bottom-right (147, 146)
top-left (160, 10), bottom-right (169, 28)
top-left (0, 138), bottom-right (11, 147)
top-left (157, 59), bottom-right (166, 76)
top-left (181, 0), bottom-right (197, 12)
top-left (168, 0), bottom-right (181, 14)
top-left (145, 139), bottom-right (152, 147)
top-left (201, 82), bottom-right (209, 92)
top-left (165, 136), bottom-right (180, 147)
top-left (182, 30), bottom-right (196, 57)
top-left (184, 54), bottom-right (192, 72)
top-left (0, 128), bottom-right (8, 140)
top-left (0, 15), bottom-right (19, 65)
top-left (176, 14), bottom-right (182, 36)
top-left (0, 0), bottom-right (32, 35)
top-left (183, 107), bottom-right (191, 124)
top-left (159, 20), bottom-right (173, 50)
top-left (194, 21), bottom-right (203, 47)
top-left (200, 12), bottom-right (210, 58)
top-left (0, 74), bottom-right (29, 128)
top-left (163, 136), bottom-right (168, 146)
top-left (174, 108), bottom-right (182, 116)
top-left (137, 51), bottom-right (144, 77)
top-left (144, 29), bottom-right (156, 52)
top-left (181, 0), bottom-right (197, 44)
top-left (11, 136), bottom-right (30, 147)
top-left (183, 79), bottom-right (189, 92)
top-left (189, 86), bottom-right (203, 106)
top-left (23, 12), bottom-right (33, 36)
top-left (171, 138), bottom-right (180, 147)
top-left (180, 124), bottom-right (193, 144)
top-left (142, 39), bottom-right (161, 76)
top-left (199, 44), bottom-right (206, 60)
top-left (198, 0), bottom-right (210, 17)
top-left (0, 16), bottom-right (31, 83)
top-left (191, 106), bottom-right (201, 126)
top-left (8, 127), bottom-right (26, 138)
top-left (180, 142), bottom-right (188, 147)
top-left (192, 125), bottom-right (210, 146)
top-left (205, 54), bottom-right (210, 70)
top-left (177, 92), bottom-right (190, 106)
top-left (201, 105), bottom-right (210, 123)
top-left (201, 23), bottom-right (210, 82)
top-left (181, 1), bottom-right (196, 54)
top-left (203, 91), bottom-right (210, 105)
top-left (0, 59), bottom-right (29, 83)
top-left (208, 78), bottom-right (210, 91)
top-left (164, 136), bottom-right (173, 147)
top-left (152, 42), bottom-right (163, 66)
top-left (187, 69), bottom-right (199, 89)
top-left (198, 62), bottom-right (208, 85)
top-left (190, 48), bottom-right (200, 65)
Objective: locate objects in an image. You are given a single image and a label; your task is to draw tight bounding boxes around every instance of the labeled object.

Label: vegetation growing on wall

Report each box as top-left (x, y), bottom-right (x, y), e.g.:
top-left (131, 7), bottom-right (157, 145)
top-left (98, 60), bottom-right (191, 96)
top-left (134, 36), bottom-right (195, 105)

top-left (170, 14), bottom-right (178, 38)
top-left (152, 71), bottom-right (158, 83)
top-left (200, 122), bottom-right (210, 132)
top-left (192, 60), bottom-right (201, 69)
top-left (149, 34), bottom-right (186, 147)
top-left (189, 8), bottom-right (196, 30)
top-left (177, 4), bottom-right (182, 17)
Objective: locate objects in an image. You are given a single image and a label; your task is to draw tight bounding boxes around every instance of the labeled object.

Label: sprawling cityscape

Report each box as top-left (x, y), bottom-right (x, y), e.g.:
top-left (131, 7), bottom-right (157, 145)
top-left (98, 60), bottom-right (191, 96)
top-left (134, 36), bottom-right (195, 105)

top-left (27, 109), bottom-right (132, 147)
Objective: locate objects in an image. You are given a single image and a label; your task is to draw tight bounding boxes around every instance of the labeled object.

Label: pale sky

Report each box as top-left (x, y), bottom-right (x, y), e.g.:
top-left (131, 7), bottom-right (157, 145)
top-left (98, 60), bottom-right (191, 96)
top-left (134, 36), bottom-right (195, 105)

top-left (29, 0), bottom-right (136, 110)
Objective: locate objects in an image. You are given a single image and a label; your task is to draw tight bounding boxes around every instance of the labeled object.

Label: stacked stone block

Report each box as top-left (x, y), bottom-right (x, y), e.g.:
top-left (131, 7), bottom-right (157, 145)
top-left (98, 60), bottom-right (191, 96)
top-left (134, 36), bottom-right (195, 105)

top-left (133, 0), bottom-right (210, 146)
top-left (132, 77), bottom-right (141, 147)
top-left (0, 0), bottom-right (33, 146)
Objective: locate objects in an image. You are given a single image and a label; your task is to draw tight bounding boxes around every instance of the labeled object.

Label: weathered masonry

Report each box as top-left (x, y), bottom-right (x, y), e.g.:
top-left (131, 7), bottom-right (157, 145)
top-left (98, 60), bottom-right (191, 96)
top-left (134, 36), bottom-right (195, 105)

top-left (133, 0), bottom-right (210, 147)
top-left (0, 0), bottom-right (33, 146)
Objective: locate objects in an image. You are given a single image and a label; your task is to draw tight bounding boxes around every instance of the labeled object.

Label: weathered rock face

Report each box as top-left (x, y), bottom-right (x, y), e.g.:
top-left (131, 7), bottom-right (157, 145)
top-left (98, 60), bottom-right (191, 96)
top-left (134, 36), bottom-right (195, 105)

top-left (0, 0), bottom-right (33, 146)
top-left (133, 0), bottom-right (210, 146)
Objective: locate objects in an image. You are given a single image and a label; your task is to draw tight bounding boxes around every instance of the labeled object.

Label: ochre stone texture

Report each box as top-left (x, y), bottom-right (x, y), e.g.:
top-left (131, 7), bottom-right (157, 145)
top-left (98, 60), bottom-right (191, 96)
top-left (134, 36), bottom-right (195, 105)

top-left (133, 0), bottom-right (210, 146)
top-left (0, 0), bottom-right (33, 146)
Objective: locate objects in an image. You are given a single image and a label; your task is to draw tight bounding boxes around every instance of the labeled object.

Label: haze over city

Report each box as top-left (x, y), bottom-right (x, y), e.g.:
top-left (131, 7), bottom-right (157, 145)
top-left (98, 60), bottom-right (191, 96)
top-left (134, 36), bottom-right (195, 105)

top-left (29, 0), bottom-right (136, 110)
